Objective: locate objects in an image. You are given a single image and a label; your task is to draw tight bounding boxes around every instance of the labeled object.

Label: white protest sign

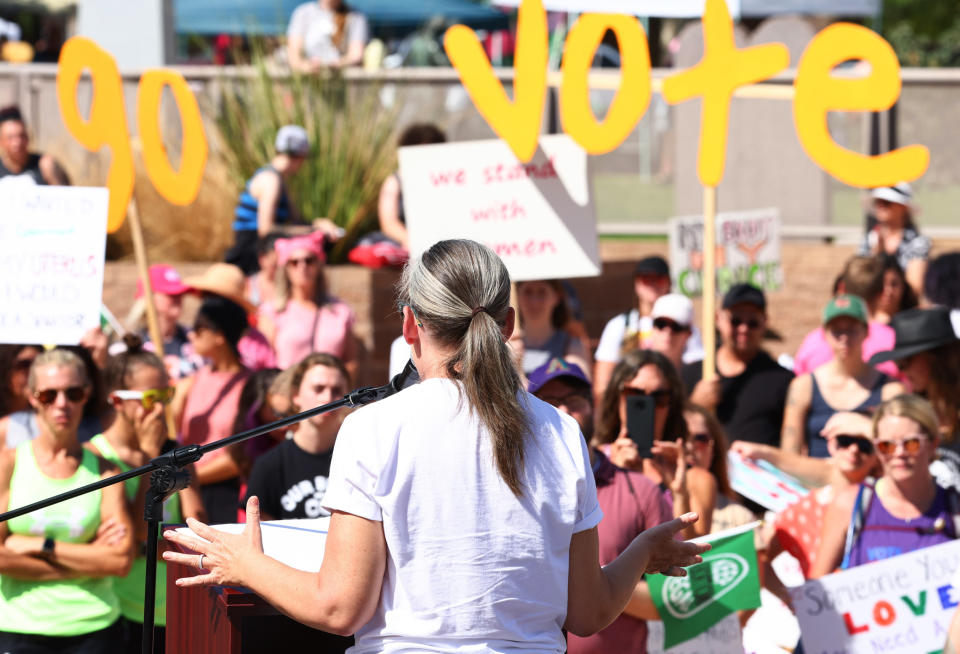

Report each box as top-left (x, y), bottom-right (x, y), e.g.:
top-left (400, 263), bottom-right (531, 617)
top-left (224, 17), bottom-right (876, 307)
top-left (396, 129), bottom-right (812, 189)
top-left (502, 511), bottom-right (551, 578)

top-left (0, 186), bottom-right (108, 345)
top-left (399, 135), bottom-right (600, 282)
top-left (668, 208), bottom-right (782, 298)
top-left (792, 539), bottom-right (960, 654)
top-left (492, 0), bottom-right (742, 18)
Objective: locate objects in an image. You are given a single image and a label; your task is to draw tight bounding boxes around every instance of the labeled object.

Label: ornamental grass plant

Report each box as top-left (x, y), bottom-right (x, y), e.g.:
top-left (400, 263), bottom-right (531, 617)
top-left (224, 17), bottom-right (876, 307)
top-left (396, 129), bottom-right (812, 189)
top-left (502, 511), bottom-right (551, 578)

top-left (216, 53), bottom-right (400, 262)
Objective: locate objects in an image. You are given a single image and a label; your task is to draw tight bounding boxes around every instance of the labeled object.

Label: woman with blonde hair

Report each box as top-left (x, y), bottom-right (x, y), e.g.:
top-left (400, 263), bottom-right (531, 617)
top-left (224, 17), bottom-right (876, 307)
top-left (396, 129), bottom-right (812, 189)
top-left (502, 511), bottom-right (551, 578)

top-left (164, 239), bottom-right (708, 650)
top-left (812, 394), bottom-right (955, 577)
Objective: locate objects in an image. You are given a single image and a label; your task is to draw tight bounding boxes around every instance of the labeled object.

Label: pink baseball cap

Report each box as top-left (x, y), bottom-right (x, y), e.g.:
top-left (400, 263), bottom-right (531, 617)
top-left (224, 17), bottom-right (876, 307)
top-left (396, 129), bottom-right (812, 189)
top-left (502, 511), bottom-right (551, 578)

top-left (135, 264), bottom-right (191, 299)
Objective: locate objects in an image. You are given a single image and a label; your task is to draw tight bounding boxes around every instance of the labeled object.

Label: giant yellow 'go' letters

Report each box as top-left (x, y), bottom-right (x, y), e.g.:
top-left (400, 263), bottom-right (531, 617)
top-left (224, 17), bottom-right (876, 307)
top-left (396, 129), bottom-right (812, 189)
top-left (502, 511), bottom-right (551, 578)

top-left (444, 0), bottom-right (929, 189)
top-left (793, 23), bottom-right (929, 188)
top-left (56, 38), bottom-right (134, 233)
top-left (56, 37), bottom-right (208, 232)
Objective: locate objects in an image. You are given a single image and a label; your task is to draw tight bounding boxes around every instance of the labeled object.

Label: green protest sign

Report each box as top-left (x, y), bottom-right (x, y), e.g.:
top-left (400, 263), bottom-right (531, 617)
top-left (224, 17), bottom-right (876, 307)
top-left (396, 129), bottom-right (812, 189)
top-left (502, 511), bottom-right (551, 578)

top-left (648, 522), bottom-right (761, 649)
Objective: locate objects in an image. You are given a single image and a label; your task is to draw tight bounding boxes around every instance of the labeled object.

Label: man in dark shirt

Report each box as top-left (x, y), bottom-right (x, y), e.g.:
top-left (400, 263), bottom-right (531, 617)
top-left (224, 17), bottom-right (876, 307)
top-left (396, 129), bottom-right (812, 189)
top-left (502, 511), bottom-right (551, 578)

top-left (0, 105), bottom-right (69, 185)
top-left (682, 284), bottom-right (793, 447)
top-left (245, 353), bottom-right (349, 520)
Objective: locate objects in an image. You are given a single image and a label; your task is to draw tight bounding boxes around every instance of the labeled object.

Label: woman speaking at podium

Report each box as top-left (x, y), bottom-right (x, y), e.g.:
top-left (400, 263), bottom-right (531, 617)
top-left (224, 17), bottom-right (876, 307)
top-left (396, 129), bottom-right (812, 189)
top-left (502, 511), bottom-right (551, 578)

top-left (165, 239), bottom-right (708, 652)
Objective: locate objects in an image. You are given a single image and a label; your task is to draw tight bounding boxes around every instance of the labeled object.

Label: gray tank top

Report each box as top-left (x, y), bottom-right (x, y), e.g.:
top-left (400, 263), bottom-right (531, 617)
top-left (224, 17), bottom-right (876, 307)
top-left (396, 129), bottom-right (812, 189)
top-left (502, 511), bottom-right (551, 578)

top-left (523, 331), bottom-right (571, 374)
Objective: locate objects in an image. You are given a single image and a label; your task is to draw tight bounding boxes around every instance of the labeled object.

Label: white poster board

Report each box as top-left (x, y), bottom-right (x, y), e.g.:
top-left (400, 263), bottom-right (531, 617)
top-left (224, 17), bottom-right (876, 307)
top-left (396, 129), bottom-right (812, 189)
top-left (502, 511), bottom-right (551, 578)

top-left (399, 135), bottom-right (600, 282)
top-left (668, 208), bottom-right (782, 298)
top-left (0, 186), bottom-right (108, 345)
top-left (792, 539), bottom-right (960, 654)
top-left (492, 0), bottom-right (741, 18)
top-left (648, 614), bottom-right (743, 654)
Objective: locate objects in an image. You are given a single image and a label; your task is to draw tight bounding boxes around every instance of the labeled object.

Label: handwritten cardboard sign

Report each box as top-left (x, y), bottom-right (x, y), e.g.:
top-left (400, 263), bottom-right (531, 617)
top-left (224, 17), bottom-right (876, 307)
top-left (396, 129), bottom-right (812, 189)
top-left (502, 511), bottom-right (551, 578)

top-left (727, 451), bottom-right (808, 513)
top-left (0, 186), bottom-right (108, 345)
top-left (669, 209), bottom-right (782, 298)
top-left (792, 539), bottom-right (960, 654)
top-left (398, 135), bottom-right (600, 281)
top-left (445, 0), bottom-right (929, 188)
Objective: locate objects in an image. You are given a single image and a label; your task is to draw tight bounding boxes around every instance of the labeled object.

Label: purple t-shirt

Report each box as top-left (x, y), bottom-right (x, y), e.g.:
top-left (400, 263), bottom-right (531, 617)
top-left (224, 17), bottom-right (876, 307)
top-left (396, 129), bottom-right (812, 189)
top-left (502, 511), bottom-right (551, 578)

top-left (793, 321), bottom-right (903, 380)
top-left (567, 450), bottom-right (672, 654)
top-left (845, 484), bottom-right (953, 568)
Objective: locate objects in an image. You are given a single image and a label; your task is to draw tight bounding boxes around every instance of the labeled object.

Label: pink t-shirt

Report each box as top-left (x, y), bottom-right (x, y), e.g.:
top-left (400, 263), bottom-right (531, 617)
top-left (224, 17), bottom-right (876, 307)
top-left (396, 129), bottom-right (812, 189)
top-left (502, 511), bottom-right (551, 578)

top-left (179, 366), bottom-right (250, 465)
top-left (567, 450), bottom-right (673, 654)
top-left (238, 327), bottom-right (277, 371)
top-left (792, 321), bottom-right (902, 380)
top-left (263, 298), bottom-right (355, 369)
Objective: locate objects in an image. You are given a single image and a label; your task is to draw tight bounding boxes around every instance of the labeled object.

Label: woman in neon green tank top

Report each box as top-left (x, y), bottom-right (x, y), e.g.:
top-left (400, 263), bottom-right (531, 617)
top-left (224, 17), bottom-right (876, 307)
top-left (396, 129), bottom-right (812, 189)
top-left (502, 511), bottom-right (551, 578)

top-left (88, 337), bottom-right (205, 653)
top-left (0, 348), bottom-right (134, 653)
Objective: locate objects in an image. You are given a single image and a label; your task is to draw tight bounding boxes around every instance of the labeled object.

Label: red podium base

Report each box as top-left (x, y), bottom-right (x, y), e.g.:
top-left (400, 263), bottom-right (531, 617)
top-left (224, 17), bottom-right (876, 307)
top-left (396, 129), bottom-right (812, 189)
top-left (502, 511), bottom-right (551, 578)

top-left (166, 542), bottom-right (353, 654)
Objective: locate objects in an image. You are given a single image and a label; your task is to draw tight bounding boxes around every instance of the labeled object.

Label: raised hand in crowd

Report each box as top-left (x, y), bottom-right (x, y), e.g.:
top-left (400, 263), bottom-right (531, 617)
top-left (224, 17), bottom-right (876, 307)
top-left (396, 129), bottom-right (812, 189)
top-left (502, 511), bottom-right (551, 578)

top-left (689, 376), bottom-right (722, 411)
top-left (79, 327), bottom-right (110, 370)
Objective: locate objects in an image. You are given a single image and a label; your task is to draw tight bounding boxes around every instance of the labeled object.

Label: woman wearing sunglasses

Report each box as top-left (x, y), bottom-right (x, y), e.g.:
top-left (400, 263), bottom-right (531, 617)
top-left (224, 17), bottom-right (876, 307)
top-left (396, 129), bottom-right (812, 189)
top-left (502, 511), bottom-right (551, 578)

top-left (0, 344), bottom-right (42, 450)
top-left (259, 231), bottom-right (358, 380)
top-left (781, 294), bottom-right (903, 459)
top-left (811, 395), bottom-right (955, 578)
top-left (85, 336), bottom-right (205, 653)
top-left (0, 348), bottom-right (134, 653)
top-left (594, 350), bottom-right (703, 534)
top-left (867, 306), bottom-right (960, 491)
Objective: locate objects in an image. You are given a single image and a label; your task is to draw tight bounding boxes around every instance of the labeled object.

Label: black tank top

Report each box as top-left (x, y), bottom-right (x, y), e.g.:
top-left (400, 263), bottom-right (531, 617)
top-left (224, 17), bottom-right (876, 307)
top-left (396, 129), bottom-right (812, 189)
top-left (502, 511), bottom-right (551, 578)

top-left (0, 153), bottom-right (45, 185)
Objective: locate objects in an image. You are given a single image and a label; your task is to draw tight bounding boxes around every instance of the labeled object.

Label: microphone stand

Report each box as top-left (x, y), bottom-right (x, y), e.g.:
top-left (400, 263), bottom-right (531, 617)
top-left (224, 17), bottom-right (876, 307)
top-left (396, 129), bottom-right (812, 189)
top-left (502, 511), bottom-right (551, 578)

top-left (0, 361), bottom-right (417, 654)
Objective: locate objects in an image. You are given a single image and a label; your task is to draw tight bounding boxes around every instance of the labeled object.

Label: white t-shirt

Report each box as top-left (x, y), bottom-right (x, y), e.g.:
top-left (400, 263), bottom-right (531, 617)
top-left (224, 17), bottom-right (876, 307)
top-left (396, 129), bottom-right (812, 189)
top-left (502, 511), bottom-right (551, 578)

top-left (322, 378), bottom-right (602, 653)
top-left (287, 2), bottom-right (369, 65)
top-left (594, 309), bottom-right (705, 365)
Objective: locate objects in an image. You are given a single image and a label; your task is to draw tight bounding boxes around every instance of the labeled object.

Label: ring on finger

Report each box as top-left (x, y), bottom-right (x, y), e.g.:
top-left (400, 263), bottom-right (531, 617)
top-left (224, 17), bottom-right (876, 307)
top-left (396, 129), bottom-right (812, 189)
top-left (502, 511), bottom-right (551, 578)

top-left (198, 554), bottom-right (205, 570)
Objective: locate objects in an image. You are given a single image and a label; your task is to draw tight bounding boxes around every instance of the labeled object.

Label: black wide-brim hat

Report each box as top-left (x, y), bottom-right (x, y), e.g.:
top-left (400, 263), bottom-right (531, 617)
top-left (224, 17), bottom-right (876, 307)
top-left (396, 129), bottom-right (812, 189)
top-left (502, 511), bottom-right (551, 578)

top-left (867, 306), bottom-right (959, 365)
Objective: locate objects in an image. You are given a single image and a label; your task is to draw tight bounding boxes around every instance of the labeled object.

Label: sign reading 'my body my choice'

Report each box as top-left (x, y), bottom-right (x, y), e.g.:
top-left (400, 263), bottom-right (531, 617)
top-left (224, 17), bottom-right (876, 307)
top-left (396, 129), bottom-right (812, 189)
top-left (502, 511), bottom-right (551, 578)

top-left (398, 135), bottom-right (600, 281)
top-left (0, 186), bottom-right (108, 345)
top-left (669, 209), bottom-right (782, 298)
top-left (793, 539), bottom-right (960, 654)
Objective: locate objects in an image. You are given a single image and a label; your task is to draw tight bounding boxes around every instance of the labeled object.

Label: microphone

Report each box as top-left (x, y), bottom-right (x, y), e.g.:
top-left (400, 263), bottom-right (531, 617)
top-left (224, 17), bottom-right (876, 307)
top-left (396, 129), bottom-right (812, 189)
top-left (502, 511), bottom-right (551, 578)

top-left (345, 359), bottom-right (419, 406)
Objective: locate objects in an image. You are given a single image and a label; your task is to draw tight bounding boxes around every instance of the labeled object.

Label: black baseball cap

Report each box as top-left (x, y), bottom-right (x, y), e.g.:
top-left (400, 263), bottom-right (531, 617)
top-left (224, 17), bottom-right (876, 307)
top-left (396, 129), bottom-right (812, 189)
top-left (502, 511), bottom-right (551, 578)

top-left (634, 256), bottom-right (669, 278)
top-left (722, 284), bottom-right (766, 311)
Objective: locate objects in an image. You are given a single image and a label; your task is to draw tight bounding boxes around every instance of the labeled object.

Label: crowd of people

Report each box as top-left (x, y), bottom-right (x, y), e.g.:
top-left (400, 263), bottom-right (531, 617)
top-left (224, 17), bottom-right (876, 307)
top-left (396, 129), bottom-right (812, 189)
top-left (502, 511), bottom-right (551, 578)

top-left (4, 92), bottom-right (960, 651)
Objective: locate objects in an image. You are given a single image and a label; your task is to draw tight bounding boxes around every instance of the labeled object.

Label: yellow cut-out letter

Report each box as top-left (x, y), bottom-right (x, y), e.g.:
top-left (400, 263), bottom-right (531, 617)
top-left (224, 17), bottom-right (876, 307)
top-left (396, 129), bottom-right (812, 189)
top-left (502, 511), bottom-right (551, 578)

top-left (56, 37), bottom-right (133, 232)
top-left (137, 70), bottom-right (208, 206)
top-left (444, 0), bottom-right (547, 162)
top-left (793, 23), bottom-right (929, 188)
top-left (662, 0), bottom-right (789, 187)
top-left (561, 14), bottom-right (651, 154)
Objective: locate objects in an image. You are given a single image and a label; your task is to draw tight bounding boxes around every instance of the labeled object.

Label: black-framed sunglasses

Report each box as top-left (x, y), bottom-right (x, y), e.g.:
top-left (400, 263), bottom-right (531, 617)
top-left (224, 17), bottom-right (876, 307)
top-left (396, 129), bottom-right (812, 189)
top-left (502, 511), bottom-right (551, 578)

top-left (690, 432), bottom-right (712, 446)
top-left (834, 434), bottom-right (874, 455)
top-left (620, 386), bottom-right (671, 408)
top-left (13, 358), bottom-right (34, 372)
top-left (730, 317), bottom-right (762, 329)
top-left (34, 386), bottom-right (87, 405)
top-left (653, 318), bottom-right (689, 333)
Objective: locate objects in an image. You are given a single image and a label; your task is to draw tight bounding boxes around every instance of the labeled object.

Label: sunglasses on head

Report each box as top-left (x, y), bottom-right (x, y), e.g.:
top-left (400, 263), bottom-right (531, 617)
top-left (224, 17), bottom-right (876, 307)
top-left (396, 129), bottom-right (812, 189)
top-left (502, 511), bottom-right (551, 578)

top-left (111, 387), bottom-right (175, 410)
top-left (287, 255), bottom-right (318, 267)
top-left (730, 317), bottom-right (762, 329)
top-left (33, 386), bottom-right (86, 405)
top-left (653, 318), bottom-right (688, 333)
top-left (834, 434), bottom-right (874, 455)
top-left (874, 434), bottom-right (927, 457)
top-left (620, 386), bottom-right (671, 407)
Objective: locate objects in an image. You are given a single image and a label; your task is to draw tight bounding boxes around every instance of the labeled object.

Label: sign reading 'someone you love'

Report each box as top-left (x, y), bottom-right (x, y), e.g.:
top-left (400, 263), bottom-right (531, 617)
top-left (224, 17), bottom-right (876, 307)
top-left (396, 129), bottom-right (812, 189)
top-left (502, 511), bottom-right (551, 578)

top-left (0, 186), bottom-right (108, 345)
top-left (792, 539), bottom-right (960, 654)
top-left (668, 208), bottom-right (782, 299)
top-left (445, 0), bottom-right (929, 189)
top-left (398, 135), bottom-right (601, 281)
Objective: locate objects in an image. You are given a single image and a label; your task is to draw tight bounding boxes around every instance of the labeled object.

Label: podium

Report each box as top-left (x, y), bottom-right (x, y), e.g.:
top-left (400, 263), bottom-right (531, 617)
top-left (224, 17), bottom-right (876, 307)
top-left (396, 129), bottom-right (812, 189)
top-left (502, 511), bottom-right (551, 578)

top-left (165, 519), bottom-right (353, 653)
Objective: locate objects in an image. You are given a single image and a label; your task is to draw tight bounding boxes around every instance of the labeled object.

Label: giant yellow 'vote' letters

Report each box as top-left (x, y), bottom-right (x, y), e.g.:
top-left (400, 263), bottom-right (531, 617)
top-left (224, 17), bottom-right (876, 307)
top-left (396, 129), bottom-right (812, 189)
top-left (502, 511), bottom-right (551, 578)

top-left (444, 0), bottom-right (929, 189)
